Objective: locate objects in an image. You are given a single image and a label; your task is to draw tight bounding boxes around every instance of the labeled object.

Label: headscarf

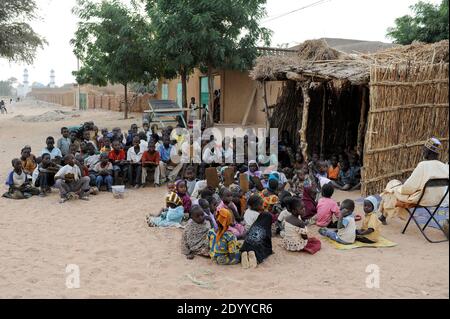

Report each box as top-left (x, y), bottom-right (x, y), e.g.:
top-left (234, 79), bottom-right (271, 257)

top-left (216, 208), bottom-right (233, 241)
top-left (302, 186), bottom-right (317, 220)
top-left (175, 179), bottom-right (192, 213)
top-left (259, 190), bottom-right (279, 213)
top-left (425, 137), bottom-right (442, 154)
top-left (248, 160), bottom-right (262, 178)
top-left (365, 195), bottom-right (379, 212)
top-left (165, 192), bottom-right (183, 207)
top-left (240, 212), bottom-right (273, 264)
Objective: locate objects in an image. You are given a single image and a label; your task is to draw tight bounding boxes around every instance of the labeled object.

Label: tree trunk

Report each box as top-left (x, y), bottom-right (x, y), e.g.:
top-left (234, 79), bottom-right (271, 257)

top-left (124, 83), bottom-right (128, 120)
top-left (207, 65), bottom-right (214, 127)
top-left (180, 67), bottom-right (188, 125)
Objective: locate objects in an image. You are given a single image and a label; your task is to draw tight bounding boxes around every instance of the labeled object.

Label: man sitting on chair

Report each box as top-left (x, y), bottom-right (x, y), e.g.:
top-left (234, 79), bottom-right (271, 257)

top-left (379, 138), bottom-right (449, 225)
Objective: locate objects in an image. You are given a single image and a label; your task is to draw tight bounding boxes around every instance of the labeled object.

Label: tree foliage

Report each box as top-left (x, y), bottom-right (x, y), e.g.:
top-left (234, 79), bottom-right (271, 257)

top-left (0, 79), bottom-right (14, 96)
top-left (0, 0), bottom-right (46, 63)
top-left (71, 0), bottom-right (157, 118)
top-left (143, 0), bottom-right (271, 114)
top-left (387, 0), bottom-right (449, 44)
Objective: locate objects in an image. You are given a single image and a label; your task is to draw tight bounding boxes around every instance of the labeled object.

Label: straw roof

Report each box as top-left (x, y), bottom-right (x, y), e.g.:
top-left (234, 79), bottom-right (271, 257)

top-left (250, 39), bottom-right (449, 86)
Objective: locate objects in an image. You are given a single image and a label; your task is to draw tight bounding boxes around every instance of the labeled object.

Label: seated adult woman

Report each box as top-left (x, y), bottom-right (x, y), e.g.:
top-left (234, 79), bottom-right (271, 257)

top-left (379, 138), bottom-right (449, 224)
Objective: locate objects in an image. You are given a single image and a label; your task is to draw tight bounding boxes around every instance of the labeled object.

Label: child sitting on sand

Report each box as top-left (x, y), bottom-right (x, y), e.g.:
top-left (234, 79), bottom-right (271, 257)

top-left (100, 137), bottom-right (112, 154)
top-left (208, 208), bottom-right (241, 265)
top-left (3, 159), bottom-right (39, 199)
top-left (147, 192), bottom-right (185, 227)
top-left (241, 212), bottom-right (273, 268)
top-left (319, 199), bottom-right (356, 245)
top-left (356, 196), bottom-right (382, 243)
top-left (198, 198), bottom-right (217, 230)
top-left (276, 192), bottom-right (294, 233)
top-left (181, 205), bottom-right (211, 260)
top-left (175, 180), bottom-right (192, 215)
top-left (184, 166), bottom-right (198, 196)
top-left (217, 188), bottom-right (245, 239)
top-left (281, 197), bottom-right (321, 254)
top-left (327, 156), bottom-right (340, 181)
top-left (244, 194), bottom-right (264, 231)
top-left (290, 168), bottom-right (305, 197)
top-left (20, 146), bottom-right (37, 175)
top-left (54, 154), bottom-right (91, 203)
top-left (315, 183), bottom-right (340, 228)
top-left (94, 153), bottom-right (114, 192)
top-left (32, 153), bottom-right (60, 196)
top-left (108, 140), bottom-right (127, 185)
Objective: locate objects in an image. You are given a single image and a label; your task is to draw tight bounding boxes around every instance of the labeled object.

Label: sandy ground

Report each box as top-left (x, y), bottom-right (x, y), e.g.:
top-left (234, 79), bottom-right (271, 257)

top-left (0, 100), bottom-right (448, 299)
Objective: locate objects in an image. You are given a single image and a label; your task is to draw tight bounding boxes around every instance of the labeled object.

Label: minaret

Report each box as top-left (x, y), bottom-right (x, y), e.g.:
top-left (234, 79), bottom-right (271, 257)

top-left (23, 68), bottom-right (30, 94)
top-left (49, 69), bottom-right (56, 88)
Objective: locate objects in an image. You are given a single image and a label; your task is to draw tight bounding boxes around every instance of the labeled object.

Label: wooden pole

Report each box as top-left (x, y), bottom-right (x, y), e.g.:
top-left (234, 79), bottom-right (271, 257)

top-left (263, 81), bottom-right (269, 133)
top-left (356, 86), bottom-right (368, 157)
top-left (300, 84), bottom-right (311, 162)
top-left (320, 84), bottom-right (326, 157)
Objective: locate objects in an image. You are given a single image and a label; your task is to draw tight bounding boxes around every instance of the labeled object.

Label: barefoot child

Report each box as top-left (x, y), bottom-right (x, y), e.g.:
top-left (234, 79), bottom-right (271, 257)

top-left (181, 205), bottom-right (210, 259)
top-left (356, 196), bottom-right (382, 243)
top-left (241, 212), bottom-right (273, 268)
top-left (54, 154), bottom-right (91, 203)
top-left (3, 159), bottom-right (39, 199)
top-left (33, 153), bottom-right (60, 196)
top-left (319, 199), bottom-right (356, 245)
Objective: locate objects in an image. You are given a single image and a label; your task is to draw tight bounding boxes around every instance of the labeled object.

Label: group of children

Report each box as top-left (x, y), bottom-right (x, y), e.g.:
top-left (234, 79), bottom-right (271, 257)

top-left (145, 147), bottom-right (381, 268)
top-left (3, 120), bottom-right (172, 202)
top-left (3, 119), bottom-right (381, 267)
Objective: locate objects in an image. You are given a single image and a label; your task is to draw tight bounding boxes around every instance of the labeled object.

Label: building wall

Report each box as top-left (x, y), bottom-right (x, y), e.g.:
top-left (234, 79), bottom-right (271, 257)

top-left (29, 86), bottom-right (154, 113)
top-left (157, 69), bottom-right (284, 126)
top-left (222, 70), bottom-right (284, 125)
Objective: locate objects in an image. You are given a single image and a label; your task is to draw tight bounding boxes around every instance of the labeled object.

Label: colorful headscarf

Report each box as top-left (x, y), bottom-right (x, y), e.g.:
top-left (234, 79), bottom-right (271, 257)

top-left (425, 137), bottom-right (442, 154)
top-left (165, 192), bottom-right (183, 207)
top-left (216, 208), bottom-right (233, 241)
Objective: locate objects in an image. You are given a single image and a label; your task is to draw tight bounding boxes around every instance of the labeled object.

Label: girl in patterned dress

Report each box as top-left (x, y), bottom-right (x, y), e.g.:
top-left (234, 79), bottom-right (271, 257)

top-left (208, 208), bottom-right (241, 265)
top-left (281, 197), bottom-right (321, 254)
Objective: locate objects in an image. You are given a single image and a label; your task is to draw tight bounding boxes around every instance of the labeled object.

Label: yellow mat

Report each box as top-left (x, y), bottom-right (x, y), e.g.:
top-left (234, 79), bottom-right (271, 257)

top-left (324, 237), bottom-right (397, 250)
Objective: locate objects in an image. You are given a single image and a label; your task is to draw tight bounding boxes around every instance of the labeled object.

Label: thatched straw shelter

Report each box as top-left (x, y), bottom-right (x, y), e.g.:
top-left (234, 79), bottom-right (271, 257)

top-left (251, 39), bottom-right (449, 196)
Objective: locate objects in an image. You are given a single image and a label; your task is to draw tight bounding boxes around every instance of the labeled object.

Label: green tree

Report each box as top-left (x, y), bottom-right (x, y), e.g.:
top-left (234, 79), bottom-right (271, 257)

top-left (0, 0), bottom-right (46, 63)
top-left (0, 80), bottom-right (13, 96)
top-left (143, 0), bottom-right (271, 122)
top-left (387, 0), bottom-right (449, 44)
top-left (71, 0), bottom-right (156, 119)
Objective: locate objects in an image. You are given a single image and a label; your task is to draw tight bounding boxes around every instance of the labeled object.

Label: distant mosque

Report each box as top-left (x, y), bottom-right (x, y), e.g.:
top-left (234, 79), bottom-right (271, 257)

top-left (16, 69), bottom-right (58, 97)
top-left (16, 69), bottom-right (31, 98)
top-left (49, 69), bottom-right (56, 88)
